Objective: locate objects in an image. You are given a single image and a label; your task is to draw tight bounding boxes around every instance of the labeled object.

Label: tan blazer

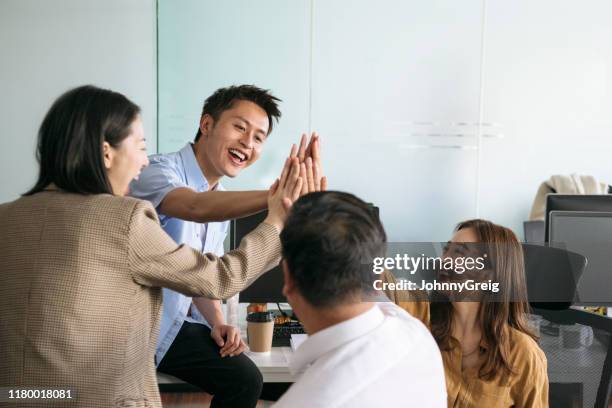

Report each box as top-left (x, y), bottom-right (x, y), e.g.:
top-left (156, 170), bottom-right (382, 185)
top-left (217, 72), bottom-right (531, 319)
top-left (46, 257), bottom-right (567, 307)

top-left (0, 187), bottom-right (281, 407)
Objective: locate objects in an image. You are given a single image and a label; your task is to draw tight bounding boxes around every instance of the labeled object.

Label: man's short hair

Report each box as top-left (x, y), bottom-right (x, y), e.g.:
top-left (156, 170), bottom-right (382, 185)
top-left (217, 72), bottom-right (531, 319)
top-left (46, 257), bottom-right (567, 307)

top-left (281, 191), bottom-right (387, 307)
top-left (194, 84), bottom-right (281, 142)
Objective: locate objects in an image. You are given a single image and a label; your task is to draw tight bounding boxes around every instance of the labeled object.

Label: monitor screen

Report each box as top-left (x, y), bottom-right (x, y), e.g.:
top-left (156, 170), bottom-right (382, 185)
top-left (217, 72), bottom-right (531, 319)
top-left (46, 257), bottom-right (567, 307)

top-left (549, 211), bottom-right (612, 306)
top-left (230, 210), bottom-right (286, 303)
top-left (545, 194), bottom-right (612, 241)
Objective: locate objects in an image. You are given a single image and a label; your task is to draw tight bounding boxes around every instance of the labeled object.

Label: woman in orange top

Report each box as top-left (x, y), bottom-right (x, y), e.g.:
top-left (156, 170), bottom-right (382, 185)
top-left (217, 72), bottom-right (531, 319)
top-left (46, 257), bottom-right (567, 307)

top-left (383, 219), bottom-right (548, 408)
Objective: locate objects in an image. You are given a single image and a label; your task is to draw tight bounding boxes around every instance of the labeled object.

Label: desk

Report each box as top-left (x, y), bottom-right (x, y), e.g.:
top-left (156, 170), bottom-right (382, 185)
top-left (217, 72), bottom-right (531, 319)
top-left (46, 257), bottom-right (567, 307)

top-left (245, 348), bottom-right (298, 383)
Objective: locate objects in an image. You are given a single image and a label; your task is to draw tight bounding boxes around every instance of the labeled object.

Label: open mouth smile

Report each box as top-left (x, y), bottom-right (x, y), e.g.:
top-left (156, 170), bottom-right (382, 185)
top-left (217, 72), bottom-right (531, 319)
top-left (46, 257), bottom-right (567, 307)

top-left (228, 148), bottom-right (249, 166)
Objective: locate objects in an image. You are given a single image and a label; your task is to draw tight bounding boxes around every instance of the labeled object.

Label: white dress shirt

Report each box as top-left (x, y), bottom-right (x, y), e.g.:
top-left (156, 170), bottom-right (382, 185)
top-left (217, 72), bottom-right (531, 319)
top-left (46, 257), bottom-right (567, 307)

top-left (274, 302), bottom-right (447, 408)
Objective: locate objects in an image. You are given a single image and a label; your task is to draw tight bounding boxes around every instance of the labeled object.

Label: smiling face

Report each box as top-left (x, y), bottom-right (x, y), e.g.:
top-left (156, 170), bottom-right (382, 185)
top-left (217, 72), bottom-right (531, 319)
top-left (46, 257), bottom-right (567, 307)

top-left (196, 99), bottom-right (269, 182)
top-left (438, 227), bottom-right (491, 300)
top-left (103, 116), bottom-right (150, 196)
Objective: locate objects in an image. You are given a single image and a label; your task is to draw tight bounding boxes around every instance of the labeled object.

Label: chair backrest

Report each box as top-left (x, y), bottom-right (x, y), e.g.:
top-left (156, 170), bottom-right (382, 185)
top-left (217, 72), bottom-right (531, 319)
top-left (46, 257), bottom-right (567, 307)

top-left (522, 244), bottom-right (587, 310)
top-left (531, 307), bottom-right (612, 408)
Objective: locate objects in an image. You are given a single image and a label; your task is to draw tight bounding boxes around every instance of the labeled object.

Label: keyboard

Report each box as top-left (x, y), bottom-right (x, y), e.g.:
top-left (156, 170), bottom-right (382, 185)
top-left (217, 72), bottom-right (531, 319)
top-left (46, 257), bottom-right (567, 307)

top-left (272, 322), bottom-right (306, 347)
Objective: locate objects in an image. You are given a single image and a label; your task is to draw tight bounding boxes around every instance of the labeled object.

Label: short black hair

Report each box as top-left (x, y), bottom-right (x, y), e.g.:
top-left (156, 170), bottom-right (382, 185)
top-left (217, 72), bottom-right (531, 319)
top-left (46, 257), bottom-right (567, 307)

top-left (281, 191), bottom-right (387, 307)
top-left (194, 84), bottom-right (281, 142)
top-left (25, 85), bottom-right (140, 196)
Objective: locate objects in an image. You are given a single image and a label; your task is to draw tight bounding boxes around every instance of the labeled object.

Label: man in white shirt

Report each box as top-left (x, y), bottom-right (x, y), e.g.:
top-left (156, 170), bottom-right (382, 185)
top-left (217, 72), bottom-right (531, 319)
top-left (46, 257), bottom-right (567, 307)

top-left (274, 191), bottom-right (447, 407)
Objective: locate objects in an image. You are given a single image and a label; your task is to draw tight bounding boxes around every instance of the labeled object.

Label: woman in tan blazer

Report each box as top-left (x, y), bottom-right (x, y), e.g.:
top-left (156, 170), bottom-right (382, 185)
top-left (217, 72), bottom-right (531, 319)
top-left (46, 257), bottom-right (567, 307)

top-left (382, 220), bottom-right (549, 408)
top-left (0, 85), bottom-right (307, 407)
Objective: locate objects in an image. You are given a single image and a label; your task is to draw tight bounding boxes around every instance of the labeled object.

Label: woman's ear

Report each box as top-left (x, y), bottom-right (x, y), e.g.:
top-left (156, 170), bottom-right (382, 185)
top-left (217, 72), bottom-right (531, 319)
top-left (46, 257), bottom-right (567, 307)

top-left (102, 141), bottom-right (114, 170)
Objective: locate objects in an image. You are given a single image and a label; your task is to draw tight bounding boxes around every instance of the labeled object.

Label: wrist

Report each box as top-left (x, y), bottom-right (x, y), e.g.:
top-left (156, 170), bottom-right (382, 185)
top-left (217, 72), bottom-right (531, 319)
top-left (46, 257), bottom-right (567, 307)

top-left (263, 215), bottom-right (283, 233)
top-left (209, 314), bottom-right (225, 328)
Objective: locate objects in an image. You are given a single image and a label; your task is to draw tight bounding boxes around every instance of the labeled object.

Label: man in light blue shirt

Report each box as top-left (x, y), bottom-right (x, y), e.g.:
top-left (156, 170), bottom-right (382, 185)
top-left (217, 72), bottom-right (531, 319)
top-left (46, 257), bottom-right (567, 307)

top-left (130, 85), bottom-right (324, 407)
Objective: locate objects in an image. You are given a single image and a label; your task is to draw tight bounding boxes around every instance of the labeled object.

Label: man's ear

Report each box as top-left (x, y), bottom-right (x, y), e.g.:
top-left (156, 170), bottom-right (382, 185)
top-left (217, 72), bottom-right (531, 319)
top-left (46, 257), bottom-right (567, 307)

top-left (102, 141), bottom-right (114, 170)
top-left (281, 259), bottom-right (295, 299)
top-left (199, 114), bottom-right (214, 139)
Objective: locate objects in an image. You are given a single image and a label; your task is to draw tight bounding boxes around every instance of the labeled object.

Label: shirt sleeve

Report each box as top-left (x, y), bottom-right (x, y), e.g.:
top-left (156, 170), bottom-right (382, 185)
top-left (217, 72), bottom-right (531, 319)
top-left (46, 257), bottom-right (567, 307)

top-left (511, 337), bottom-right (549, 408)
top-left (127, 200), bottom-right (282, 300)
top-left (129, 155), bottom-right (187, 209)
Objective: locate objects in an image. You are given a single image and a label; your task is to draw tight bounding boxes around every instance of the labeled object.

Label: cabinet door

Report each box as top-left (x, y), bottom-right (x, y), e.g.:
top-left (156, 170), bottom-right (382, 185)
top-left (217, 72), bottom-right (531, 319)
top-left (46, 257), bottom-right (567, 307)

top-left (479, 0), bottom-right (612, 237)
top-left (311, 0), bottom-right (484, 240)
top-left (158, 0), bottom-right (312, 190)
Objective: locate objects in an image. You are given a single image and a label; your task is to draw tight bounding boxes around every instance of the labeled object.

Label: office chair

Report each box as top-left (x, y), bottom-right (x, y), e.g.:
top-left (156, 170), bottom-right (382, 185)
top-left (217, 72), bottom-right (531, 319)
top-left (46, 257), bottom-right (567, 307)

top-left (523, 244), bottom-right (611, 407)
top-left (531, 307), bottom-right (612, 408)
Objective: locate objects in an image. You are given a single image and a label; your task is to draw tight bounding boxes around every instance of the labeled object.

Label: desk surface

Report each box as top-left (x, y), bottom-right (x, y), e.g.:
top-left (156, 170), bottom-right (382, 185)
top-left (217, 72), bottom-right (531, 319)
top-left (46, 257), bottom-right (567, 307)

top-left (245, 347), bottom-right (298, 383)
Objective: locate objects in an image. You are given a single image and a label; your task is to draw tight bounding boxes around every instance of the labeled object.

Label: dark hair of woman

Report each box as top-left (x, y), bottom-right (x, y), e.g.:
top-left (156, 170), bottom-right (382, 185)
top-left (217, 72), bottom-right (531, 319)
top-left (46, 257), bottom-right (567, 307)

top-left (25, 85), bottom-right (140, 196)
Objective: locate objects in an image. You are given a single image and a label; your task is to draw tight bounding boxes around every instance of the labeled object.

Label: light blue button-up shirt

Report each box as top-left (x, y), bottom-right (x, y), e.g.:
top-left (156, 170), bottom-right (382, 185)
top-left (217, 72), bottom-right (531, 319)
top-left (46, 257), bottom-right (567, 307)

top-left (129, 143), bottom-right (229, 365)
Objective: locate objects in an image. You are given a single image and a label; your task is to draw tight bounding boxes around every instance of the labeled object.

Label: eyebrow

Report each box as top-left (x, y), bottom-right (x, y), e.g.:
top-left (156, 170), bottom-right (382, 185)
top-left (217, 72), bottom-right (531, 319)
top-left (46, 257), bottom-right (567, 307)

top-left (233, 115), bottom-right (268, 137)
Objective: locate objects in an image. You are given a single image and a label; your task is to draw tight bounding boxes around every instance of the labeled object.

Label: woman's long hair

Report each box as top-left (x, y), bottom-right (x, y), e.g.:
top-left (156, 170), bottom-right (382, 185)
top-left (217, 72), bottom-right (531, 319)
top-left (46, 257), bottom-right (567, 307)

top-left (430, 219), bottom-right (536, 381)
top-left (25, 85), bottom-right (140, 196)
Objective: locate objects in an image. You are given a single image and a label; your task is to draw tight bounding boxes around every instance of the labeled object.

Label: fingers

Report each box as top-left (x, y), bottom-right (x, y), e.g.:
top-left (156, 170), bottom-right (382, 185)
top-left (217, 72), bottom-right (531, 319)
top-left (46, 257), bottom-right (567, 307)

top-left (269, 178), bottom-right (280, 195)
top-left (225, 339), bottom-right (248, 357)
top-left (283, 158), bottom-right (300, 190)
top-left (281, 178), bottom-right (304, 212)
top-left (321, 176), bottom-right (328, 191)
top-left (289, 143), bottom-right (297, 159)
top-left (306, 157), bottom-right (315, 192)
top-left (313, 160), bottom-right (321, 191)
top-left (312, 134), bottom-right (320, 162)
top-left (299, 163), bottom-right (308, 196)
top-left (220, 329), bottom-right (242, 357)
top-left (278, 157), bottom-right (293, 189)
top-left (211, 328), bottom-right (225, 347)
top-left (237, 339), bottom-right (248, 355)
top-left (297, 133), bottom-right (307, 162)
top-left (280, 177), bottom-right (303, 212)
top-left (305, 132), bottom-right (319, 160)
top-left (291, 178), bottom-right (304, 202)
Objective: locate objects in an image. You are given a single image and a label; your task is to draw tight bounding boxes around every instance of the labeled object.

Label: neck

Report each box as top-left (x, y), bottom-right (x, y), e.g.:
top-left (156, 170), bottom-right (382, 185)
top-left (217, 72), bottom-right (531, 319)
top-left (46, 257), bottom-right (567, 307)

top-left (192, 142), bottom-right (221, 189)
top-left (300, 302), bottom-right (374, 335)
top-left (451, 301), bottom-right (480, 335)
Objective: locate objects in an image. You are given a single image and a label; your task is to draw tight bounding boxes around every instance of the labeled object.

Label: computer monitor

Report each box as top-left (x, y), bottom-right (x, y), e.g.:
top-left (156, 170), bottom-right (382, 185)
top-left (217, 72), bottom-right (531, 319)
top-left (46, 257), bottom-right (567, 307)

top-left (231, 205), bottom-right (380, 303)
top-left (544, 194), bottom-right (612, 242)
top-left (549, 211), bottom-right (612, 306)
top-left (231, 210), bottom-right (285, 303)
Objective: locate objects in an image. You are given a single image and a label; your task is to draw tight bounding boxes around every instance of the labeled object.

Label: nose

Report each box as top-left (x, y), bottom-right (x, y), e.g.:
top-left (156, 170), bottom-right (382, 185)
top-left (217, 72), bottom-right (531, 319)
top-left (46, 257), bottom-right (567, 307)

top-left (239, 132), bottom-right (255, 150)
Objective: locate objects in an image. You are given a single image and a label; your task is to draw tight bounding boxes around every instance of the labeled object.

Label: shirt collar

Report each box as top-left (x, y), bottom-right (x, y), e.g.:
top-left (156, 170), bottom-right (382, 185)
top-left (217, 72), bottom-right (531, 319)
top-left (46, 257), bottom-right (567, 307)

top-left (289, 304), bottom-right (385, 375)
top-left (178, 143), bottom-right (223, 192)
top-left (448, 332), bottom-right (490, 352)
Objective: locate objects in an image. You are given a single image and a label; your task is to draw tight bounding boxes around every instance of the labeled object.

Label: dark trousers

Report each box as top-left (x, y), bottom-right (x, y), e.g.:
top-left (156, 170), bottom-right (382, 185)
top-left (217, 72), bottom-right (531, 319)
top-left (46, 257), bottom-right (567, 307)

top-left (158, 322), bottom-right (263, 408)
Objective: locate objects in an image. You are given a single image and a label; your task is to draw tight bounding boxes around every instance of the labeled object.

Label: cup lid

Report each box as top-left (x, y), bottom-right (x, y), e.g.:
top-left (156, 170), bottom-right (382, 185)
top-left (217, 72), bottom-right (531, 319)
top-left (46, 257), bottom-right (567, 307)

top-left (247, 311), bottom-right (274, 323)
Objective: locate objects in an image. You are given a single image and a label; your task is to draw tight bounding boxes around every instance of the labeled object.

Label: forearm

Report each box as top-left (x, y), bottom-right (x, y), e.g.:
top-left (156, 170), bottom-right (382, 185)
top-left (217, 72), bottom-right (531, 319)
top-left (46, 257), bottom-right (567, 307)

top-left (192, 190), bottom-right (268, 222)
top-left (161, 189), bottom-right (268, 223)
top-left (193, 297), bottom-right (225, 327)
